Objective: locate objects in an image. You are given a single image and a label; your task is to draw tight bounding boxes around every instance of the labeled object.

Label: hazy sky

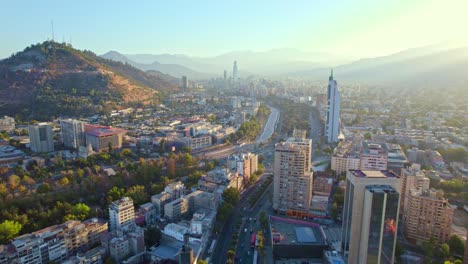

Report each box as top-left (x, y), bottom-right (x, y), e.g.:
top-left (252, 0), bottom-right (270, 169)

top-left (2, 0), bottom-right (468, 59)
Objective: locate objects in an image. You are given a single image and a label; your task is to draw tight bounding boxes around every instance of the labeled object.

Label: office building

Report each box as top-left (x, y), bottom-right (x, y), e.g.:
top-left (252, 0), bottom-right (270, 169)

top-left (151, 192), bottom-right (172, 219)
top-left (85, 125), bottom-right (126, 152)
top-left (0, 116), bottom-right (15, 132)
top-left (60, 119), bottom-right (86, 149)
top-left (109, 197), bottom-right (136, 233)
top-left (342, 170), bottom-right (400, 264)
top-left (181, 76), bottom-right (188, 91)
top-left (404, 188), bottom-right (454, 244)
top-left (223, 70), bottom-right (227, 80)
top-left (29, 123), bottom-right (54, 153)
top-left (232, 61), bottom-right (238, 81)
top-left (186, 135), bottom-right (212, 149)
top-left (325, 70), bottom-right (341, 143)
top-left (399, 165), bottom-right (430, 215)
top-left (360, 142), bottom-right (388, 171)
top-left (273, 138), bottom-right (313, 215)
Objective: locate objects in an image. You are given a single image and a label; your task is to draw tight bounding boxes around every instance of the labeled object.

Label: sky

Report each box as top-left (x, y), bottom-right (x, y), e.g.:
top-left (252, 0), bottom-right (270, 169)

top-left (2, 0), bottom-right (468, 59)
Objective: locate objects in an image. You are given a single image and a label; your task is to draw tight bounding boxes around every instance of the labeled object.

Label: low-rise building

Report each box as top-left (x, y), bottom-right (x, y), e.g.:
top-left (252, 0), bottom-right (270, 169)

top-left (0, 116), bottom-right (15, 132)
top-left (85, 125), bottom-right (127, 152)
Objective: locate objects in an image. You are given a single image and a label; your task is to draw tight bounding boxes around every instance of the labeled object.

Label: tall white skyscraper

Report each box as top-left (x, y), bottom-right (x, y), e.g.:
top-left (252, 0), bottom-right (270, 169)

top-left (232, 60), bottom-right (238, 81)
top-left (325, 69), bottom-right (341, 143)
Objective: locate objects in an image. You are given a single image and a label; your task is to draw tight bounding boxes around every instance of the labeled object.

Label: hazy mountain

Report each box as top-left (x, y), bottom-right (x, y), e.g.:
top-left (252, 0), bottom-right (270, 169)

top-left (101, 51), bottom-right (212, 79)
top-left (0, 41), bottom-right (178, 120)
top-left (118, 48), bottom-right (354, 76)
top-left (288, 45), bottom-right (468, 88)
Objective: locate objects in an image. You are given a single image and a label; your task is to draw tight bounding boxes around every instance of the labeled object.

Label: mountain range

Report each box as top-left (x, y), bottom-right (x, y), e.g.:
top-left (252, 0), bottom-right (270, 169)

top-left (0, 41), bottom-right (178, 120)
top-left (101, 44), bottom-right (468, 89)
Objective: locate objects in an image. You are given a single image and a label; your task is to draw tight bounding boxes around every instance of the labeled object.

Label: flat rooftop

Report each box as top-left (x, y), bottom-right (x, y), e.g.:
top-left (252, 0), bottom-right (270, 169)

top-left (270, 216), bottom-right (326, 245)
top-left (350, 170), bottom-right (398, 178)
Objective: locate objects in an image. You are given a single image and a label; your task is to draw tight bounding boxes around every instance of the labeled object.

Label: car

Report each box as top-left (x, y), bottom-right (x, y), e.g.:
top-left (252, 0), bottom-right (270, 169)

top-left (247, 251), bottom-right (250, 256)
top-left (253, 218), bottom-right (257, 222)
top-left (249, 217), bottom-right (252, 221)
top-left (244, 228), bottom-right (248, 233)
top-left (250, 229), bottom-right (253, 233)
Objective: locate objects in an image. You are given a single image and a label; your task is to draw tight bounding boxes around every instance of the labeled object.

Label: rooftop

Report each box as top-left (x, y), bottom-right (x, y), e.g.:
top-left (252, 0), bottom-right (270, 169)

top-left (270, 216), bottom-right (326, 245)
top-left (350, 170), bottom-right (399, 178)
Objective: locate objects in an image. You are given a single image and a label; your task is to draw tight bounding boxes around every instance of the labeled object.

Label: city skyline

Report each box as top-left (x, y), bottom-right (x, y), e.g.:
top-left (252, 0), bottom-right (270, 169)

top-left (2, 0), bottom-right (468, 59)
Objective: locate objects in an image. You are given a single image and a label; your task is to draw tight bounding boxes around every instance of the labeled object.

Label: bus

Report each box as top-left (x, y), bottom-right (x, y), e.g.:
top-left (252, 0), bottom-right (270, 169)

top-left (254, 235), bottom-right (259, 248)
top-left (252, 249), bottom-right (258, 264)
top-left (250, 233), bottom-right (256, 248)
top-left (208, 239), bottom-right (216, 254)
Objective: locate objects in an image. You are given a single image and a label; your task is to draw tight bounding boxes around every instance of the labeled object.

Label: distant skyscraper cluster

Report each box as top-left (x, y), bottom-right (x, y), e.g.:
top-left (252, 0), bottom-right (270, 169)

top-left (325, 70), bottom-right (341, 143)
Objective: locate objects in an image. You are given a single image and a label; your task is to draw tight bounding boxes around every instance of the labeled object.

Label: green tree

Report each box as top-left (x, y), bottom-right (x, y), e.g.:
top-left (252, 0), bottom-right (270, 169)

top-left (197, 260), bottom-right (207, 264)
top-left (222, 187), bottom-right (240, 205)
top-left (71, 203), bottom-right (91, 220)
top-left (107, 186), bottom-right (125, 201)
top-left (448, 235), bottom-right (464, 256)
top-left (0, 220), bottom-right (22, 244)
top-left (364, 132), bottom-right (372, 140)
top-left (126, 185), bottom-right (148, 205)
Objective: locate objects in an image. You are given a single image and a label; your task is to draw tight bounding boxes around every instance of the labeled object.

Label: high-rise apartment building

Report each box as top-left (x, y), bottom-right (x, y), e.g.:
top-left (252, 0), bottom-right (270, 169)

top-left (109, 197), bottom-right (136, 233)
top-left (29, 123), bottom-right (54, 153)
top-left (399, 165), bottom-right (430, 215)
top-left (325, 70), bottom-right (341, 143)
top-left (273, 138), bottom-right (313, 215)
top-left (404, 188), bottom-right (454, 244)
top-left (61, 119), bottom-right (86, 149)
top-left (360, 142), bottom-right (388, 170)
top-left (342, 170), bottom-right (401, 264)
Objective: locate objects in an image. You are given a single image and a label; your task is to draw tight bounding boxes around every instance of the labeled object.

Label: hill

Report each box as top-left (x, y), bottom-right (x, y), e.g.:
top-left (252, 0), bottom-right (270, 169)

top-left (0, 41), bottom-right (178, 120)
top-left (288, 45), bottom-right (468, 91)
top-left (101, 51), bottom-right (211, 79)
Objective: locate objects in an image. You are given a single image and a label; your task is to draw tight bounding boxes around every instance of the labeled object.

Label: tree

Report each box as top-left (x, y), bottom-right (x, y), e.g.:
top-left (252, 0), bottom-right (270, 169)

top-left (331, 202), bottom-right (339, 220)
top-left (448, 235), bottom-right (464, 256)
top-left (197, 260), bottom-right (207, 264)
top-left (222, 187), bottom-right (240, 205)
top-left (0, 220), bottom-right (22, 244)
top-left (37, 183), bottom-right (53, 193)
top-left (126, 185), bottom-right (148, 205)
top-left (108, 186), bottom-right (125, 201)
top-left (227, 250), bottom-right (235, 261)
top-left (108, 142), bottom-right (113, 154)
top-left (8, 174), bottom-right (21, 197)
top-left (364, 132), bottom-right (372, 140)
top-left (439, 243), bottom-right (450, 258)
top-left (0, 183), bottom-right (7, 201)
top-left (71, 203), bottom-right (91, 220)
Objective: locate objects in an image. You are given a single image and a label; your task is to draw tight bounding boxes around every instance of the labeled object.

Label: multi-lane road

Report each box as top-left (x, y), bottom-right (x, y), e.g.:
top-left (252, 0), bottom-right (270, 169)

top-left (257, 106), bottom-right (279, 144)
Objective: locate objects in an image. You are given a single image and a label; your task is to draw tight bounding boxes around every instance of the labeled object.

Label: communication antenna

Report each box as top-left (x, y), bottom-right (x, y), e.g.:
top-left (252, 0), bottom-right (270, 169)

top-left (51, 20), bottom-right (55, 42)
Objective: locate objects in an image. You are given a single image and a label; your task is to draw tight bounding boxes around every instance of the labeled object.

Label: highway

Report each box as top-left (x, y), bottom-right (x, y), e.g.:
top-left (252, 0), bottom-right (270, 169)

top-left (257, 106), bottom-right (279, 144)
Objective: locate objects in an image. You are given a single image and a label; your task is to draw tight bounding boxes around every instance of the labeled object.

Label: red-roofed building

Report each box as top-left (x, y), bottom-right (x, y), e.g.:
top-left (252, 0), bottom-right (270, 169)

top-left (85, 125), bottom-right (127, 152)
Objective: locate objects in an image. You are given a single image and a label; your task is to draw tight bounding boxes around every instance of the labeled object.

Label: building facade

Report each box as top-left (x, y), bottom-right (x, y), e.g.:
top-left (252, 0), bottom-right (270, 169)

top-left (60, 119), bottom-right (86, 149)
top-left (0, 116), bottom-right (15, 132)
top-left (403, 188), bottom-right (454, 244)
top-left (273, 138), bottom-right (313, 214)
top-left (29, 123), bottom-right (54, 153)
top-left (341, 170), bottom-right (401, 264)
top-left (109, 197), bottom-right (136, 233)
top-left (399, 165), bottom-right (430, 215)
top-left (325, 70), bottom-right (341, 143)
top-left (360, 143), bottom-right (388, 171)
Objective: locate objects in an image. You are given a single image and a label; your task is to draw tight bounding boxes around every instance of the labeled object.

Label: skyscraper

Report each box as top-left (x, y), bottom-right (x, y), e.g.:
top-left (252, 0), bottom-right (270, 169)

top-left (223, 70), bottom-right (227, 80)
top-left (232, 60), bottom-right (238, 81)
top-left (61, 119), bottom-right (86, 149)
top-left (181, 76), bottom-right (188, 91)
top-left (29, 123), bottom-right (54, 153)
top-left (273, 138), bottom-right (313, 216)
top-left (325, 70), bottom-right (341, 143)
top-left (342, 170), bottom-right (400, 264)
